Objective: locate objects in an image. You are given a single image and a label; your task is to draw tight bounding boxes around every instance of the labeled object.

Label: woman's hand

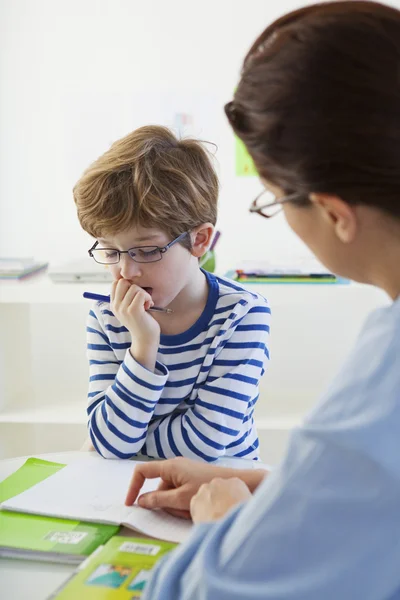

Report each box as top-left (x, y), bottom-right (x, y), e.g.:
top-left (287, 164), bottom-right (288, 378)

top-left (125, 457), bottom-right (267, 520)
top-left (125, 458), bottom-right (227, 519)
top-left (190, 477), bottom-right (252, 524)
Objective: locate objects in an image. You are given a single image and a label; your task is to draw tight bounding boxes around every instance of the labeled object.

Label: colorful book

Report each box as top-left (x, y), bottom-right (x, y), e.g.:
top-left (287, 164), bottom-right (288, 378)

top-left (234, 274), bottom-right (345, 284)
top-left (0, 257), bottom-right (48, 279)
top-left (234, 258), bottom-right (335, 277)
top-left (50, 535), bottom-right (177, 599)
top-left (225, 270), bottom-right (350, 285)
top-left (228, 258), bottom-right (353, 284)
top-left (0, 458), bottom-right (119, 564)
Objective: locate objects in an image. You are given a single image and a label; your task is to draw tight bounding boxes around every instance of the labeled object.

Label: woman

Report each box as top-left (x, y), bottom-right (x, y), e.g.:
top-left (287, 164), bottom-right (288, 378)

top-left (126, 2), bottom-right (400, 598)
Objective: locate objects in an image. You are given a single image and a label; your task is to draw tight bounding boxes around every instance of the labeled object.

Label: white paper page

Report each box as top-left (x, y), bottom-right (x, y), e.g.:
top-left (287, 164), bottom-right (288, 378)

top-left (1, 456), bottom-right (192, 543)
top-left (123, 504), bottom-right (192, 543)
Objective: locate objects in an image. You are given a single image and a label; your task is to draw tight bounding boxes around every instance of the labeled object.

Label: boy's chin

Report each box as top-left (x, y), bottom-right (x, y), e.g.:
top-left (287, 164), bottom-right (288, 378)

top-left (154, 293), bottom-right (177, 310)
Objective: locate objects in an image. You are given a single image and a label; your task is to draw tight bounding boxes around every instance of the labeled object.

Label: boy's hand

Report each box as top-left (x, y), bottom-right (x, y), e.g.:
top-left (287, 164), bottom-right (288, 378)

top-left (111, 279), bottom-right (160, 370)
top-left (190, 477), bottom-right (252, 523)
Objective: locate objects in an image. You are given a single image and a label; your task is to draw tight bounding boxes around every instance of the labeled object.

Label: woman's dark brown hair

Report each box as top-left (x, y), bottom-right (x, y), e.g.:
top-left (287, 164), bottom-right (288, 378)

top-left (226, 1), bottom-right (400, 217)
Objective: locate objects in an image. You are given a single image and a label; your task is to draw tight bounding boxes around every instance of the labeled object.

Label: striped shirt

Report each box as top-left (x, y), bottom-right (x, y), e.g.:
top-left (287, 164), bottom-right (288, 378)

top-left (86, 270), bottom-right (271, 461)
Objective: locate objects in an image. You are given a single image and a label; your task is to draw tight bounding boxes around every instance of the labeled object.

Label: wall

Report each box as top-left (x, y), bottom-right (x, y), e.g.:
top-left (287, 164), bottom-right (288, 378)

top-left (0, 0), bottom-right (323, 274)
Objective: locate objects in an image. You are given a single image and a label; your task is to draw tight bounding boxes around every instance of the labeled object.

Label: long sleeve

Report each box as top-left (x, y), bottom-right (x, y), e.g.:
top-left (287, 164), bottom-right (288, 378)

top-left (86, 308), bottom-right (168, 458)
top-left (143, 298), bottom-right (400, 600)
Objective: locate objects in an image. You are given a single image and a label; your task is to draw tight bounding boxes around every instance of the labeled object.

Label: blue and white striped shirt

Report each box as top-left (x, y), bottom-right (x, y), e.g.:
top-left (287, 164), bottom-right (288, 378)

top-left (86, 271), bottom-right (270, 461)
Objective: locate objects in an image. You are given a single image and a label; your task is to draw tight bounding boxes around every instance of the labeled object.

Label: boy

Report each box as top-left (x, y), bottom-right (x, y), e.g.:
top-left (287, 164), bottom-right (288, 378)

top-left (73, 125), bottom-right (270, 461)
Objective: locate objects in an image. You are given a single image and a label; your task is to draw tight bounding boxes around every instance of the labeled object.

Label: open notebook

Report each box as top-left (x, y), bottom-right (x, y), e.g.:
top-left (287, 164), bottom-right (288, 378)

top-left (1, 456), bottom-right (192, 544)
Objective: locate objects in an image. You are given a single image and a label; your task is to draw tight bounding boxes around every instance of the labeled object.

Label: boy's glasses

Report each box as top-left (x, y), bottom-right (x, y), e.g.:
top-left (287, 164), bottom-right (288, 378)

top-left (249, 190), bottom-right (306, 218)
top-left (88, 232), bottom-right (188, 265)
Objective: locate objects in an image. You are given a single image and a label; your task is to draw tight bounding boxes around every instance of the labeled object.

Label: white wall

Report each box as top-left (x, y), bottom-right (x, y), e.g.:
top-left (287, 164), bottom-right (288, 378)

top-left (1, 0), bottom-right (399, 267)
top-left (0, 0), bottom-right (321, 274)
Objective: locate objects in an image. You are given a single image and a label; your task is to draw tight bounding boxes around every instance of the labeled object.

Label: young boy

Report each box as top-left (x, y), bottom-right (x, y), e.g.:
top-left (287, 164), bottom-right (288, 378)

top-left (73, 125), bottom-right (270, 461)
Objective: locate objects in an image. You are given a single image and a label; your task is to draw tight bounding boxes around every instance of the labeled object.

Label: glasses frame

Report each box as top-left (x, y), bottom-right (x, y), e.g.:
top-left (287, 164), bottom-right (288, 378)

top-left (88, 232), bottom-right (188, 265)
top-left (249, 190), bottom-right (307, 219)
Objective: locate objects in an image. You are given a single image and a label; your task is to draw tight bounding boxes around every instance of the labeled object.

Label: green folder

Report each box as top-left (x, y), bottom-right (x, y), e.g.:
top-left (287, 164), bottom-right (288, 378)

top-left (0, 458), bottom-right (65, 502)
top-left (50, 535), bottom-right (177, 599)
top-left (0, 458), bottom-right (119, 564)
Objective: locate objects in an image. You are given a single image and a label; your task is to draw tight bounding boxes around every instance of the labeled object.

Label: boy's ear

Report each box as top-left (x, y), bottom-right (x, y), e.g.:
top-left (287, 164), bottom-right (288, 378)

top-left (190, 223), bottom-right (215, 258)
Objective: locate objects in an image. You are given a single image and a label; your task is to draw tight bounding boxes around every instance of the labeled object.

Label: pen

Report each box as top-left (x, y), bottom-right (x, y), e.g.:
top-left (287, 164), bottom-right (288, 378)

top-left (210, 230), bottom-right (221, 251)
top-left (83, 292), bottom-right (173, 313)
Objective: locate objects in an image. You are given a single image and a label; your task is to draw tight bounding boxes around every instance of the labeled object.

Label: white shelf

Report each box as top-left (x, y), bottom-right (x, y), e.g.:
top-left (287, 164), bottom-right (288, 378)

top-left (0, 398), bottom-right (300, 429)
top-left (0, 272), bottom-right (389, 462)
top-left (0, 272), bottom-right (387, 305)
top-left (0, 274), bottom-right (111, 304)
top-left (0, 400), bottom-right (87, 425)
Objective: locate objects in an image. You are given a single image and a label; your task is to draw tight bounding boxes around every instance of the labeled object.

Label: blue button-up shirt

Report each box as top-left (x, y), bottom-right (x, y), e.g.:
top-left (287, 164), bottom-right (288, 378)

top-left (144, 295), bottom-right (400, 600)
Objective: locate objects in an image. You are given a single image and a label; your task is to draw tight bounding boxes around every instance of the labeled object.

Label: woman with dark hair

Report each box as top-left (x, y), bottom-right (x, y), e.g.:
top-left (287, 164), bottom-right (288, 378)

top-left (126, 3), bottom-right (400, 598)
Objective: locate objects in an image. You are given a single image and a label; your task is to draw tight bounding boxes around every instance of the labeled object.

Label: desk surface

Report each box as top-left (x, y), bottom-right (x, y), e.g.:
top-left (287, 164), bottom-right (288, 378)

top-left (0, 451), bottom-right (260, 600)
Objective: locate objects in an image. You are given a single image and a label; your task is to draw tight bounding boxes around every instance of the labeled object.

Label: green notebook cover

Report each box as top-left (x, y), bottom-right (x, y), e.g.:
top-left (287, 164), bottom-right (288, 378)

top-left (0, 457), bottom-right (65, 502)
top-left (51, 535), bottom-right (177, 599)
top-left (0, 458), bottom-right (119, 564)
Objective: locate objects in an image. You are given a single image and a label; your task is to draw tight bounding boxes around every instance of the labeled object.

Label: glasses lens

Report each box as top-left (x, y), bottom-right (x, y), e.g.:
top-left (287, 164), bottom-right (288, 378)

top-left (251, 191), bottom-right (283, 218)
top-left (128, 246), bottom-right (162, 263)
top-left (91, 249), bottom-right (119, 264)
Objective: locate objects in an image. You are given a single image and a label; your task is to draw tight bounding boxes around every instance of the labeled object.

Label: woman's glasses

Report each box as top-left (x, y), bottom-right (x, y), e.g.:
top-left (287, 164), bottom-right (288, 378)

top-left (249, 190), bottom-right (307, 218)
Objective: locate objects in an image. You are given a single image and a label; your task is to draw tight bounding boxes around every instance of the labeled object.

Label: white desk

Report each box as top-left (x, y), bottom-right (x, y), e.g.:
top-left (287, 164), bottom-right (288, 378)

top-left (0, 451), bottom-right (261, 600)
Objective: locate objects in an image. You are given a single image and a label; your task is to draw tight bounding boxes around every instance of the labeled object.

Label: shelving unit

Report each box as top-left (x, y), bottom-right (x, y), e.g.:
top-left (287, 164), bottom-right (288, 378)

top-left (0, 276), bottom-right (110, 304)
top-left (0, 399), bottom-right (87, 424)
top-left (0, 273), bottom-right (390, 462)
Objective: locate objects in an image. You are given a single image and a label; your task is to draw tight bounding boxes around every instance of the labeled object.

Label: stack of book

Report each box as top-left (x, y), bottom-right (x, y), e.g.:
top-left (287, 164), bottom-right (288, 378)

top-left (0, 258), bottom-right (48, 280)
top-left (230, 259), bottom-right (347, 284)
top-left (0, 458), bottom-right (119, 565)
top-left (0, 455), bottom-right (184, 598)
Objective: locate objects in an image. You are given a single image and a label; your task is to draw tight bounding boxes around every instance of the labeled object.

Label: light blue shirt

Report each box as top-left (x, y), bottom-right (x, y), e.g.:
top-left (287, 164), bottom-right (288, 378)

top-left (143, 295), bottom-right (400, 600)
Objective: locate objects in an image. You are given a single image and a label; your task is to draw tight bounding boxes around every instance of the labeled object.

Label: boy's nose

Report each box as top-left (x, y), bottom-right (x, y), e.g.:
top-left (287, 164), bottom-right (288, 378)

top-left (119, 254), bottom-right (143, 280)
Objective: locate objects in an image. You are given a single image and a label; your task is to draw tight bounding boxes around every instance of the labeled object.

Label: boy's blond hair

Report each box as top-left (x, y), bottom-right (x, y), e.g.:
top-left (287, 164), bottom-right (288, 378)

top-left (73, 125), bottom-right (219, 249)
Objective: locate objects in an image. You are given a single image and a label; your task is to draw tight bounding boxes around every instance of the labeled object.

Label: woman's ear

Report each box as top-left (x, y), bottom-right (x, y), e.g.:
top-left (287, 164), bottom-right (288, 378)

top-left (310, 193), bottom-right (358, 243)
top-left (190, 223), bottom-right (215, 257)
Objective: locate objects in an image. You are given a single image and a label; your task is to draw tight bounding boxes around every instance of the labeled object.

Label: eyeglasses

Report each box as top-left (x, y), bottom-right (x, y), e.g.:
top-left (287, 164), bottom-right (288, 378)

top-left (88, 232), bottom-right (188, 265)
top-left (249, 190), bottom-right (307, 219)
